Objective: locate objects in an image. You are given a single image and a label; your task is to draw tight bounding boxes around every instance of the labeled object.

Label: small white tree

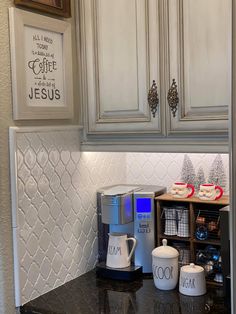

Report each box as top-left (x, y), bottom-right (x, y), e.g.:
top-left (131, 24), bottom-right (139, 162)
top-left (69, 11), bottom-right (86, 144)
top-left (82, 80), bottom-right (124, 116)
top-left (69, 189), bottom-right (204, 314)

top-left (195, 166), bottom-right (206, 191)
top-left (208, 154), bottom-right (227, 190)
top-left (181, 154), bottom-right (196, 185)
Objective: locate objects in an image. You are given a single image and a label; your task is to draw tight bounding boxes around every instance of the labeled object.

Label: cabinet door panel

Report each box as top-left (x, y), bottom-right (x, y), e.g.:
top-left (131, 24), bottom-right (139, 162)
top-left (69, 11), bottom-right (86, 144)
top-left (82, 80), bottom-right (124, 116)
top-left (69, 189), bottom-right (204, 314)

top-left (168, 0), bottom-right (231, 133)
top-left (82, 0), bottom-right (163, 133)
top-left (98, 0), bottom-right (140, 113)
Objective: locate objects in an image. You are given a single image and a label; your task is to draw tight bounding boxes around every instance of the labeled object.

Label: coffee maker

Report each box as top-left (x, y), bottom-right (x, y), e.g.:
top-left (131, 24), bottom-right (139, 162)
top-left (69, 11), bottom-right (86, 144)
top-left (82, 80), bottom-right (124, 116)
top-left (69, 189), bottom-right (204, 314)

top-left (96, 184), bottom-right (166, 280)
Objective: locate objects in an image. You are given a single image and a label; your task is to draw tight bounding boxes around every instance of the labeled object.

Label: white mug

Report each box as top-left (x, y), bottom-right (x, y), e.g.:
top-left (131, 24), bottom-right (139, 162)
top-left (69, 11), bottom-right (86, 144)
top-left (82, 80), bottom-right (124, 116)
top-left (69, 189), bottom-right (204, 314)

top-left (171, 182), bottom-right (195, 199)
top-left (106, 233), bottom-right (137, 269)
top-left (198, 184), bottom-right (223, 201)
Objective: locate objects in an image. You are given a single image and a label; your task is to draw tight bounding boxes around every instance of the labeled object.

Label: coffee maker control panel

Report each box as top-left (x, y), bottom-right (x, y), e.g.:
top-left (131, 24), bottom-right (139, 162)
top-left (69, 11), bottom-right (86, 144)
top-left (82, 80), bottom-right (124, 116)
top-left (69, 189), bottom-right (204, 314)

top-left (134, 193), bottom-right (156, 273)
top-left (136, 198), bottom-right (152, 221)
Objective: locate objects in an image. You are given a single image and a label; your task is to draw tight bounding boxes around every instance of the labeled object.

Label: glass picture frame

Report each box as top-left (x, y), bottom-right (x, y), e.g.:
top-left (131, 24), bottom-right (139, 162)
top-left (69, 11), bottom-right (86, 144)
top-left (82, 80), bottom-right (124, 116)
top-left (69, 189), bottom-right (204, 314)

top-left (9, 7), bottom-right (74, 120)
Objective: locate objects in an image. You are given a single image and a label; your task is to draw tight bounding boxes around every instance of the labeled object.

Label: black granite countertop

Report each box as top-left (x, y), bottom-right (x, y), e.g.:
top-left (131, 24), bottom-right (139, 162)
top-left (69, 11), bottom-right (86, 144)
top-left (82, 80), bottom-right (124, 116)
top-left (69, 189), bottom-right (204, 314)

top-left (20, 269), bottom-right (230, 314)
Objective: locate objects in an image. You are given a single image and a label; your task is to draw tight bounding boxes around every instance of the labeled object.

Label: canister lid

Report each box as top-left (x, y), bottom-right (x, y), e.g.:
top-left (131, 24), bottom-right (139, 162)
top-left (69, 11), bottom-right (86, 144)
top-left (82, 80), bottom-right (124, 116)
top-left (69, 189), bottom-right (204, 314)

top-left (181, 263), bottom-right (204, 273)
top-left (152, 239), bottom-right (179, 258)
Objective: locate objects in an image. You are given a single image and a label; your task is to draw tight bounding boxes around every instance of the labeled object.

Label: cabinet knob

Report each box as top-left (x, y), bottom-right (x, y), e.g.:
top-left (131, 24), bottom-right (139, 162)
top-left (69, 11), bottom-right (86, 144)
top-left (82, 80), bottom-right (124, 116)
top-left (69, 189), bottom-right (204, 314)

top-left (148, 80), bottom-right (159, 118)
top-left (167, 79), bottom-right (179, 118)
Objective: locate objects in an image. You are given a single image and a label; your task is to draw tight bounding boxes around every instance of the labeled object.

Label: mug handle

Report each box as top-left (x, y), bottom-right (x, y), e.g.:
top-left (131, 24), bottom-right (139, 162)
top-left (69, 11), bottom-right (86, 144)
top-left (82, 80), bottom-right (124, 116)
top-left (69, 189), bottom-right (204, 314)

top-left (186, 184), bottom-right (194, 198)
top-left (126, 237), bottom-right (137, 262)
top-left (215, 185), bottom-right (223, 200)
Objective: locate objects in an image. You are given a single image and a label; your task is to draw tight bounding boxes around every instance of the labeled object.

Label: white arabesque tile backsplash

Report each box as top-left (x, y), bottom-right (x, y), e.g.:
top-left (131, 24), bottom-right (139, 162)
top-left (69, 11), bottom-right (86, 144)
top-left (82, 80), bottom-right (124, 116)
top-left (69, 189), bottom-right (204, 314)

top-left (10, 127), bottom-right (126, 306)
top-left (9, 126), bottom-right (229, 306)
top-left (126, 153), bottom-right (229, 193)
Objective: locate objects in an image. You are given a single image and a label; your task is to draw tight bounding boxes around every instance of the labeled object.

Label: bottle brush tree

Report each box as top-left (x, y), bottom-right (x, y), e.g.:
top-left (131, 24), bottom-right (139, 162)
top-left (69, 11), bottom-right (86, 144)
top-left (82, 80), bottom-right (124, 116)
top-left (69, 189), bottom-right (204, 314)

top-left (181, 154), bottom-right (196, 186)
top-left (195, 166), bottom-right (206, 191)
top-left (208, 154), bottom-right (226, 190)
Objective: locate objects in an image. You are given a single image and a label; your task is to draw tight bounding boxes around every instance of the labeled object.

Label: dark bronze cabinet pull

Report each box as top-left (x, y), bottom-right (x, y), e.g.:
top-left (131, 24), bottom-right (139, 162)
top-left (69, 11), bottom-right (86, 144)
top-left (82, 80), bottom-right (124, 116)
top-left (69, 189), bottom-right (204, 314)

top-left (167, 79), bottom-right (179, 117)
top-left (148, 80), bottom-right (159, 118)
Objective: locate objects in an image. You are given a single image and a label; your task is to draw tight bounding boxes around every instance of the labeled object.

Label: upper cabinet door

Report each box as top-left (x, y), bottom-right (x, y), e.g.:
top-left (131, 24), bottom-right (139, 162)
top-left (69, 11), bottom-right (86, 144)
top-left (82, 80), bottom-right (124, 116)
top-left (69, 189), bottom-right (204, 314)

top-left (81, 0), bottom-right (164, 134)
top-left (167, 0), bottom-right (231, 134)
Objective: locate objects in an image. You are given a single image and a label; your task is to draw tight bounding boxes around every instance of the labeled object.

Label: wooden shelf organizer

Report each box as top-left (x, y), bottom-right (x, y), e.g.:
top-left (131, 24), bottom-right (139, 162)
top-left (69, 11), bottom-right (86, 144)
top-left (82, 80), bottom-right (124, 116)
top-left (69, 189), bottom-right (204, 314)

top-left (156, 193), bottom-right (229, 285)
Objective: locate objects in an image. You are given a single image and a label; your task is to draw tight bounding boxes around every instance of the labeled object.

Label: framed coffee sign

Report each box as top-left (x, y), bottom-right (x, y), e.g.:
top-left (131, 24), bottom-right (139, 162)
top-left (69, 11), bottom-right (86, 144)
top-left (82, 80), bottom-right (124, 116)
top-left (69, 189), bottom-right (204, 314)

top-left (14, 0), bottom-right (71, 18)
top-left (9, 8), bottom-right (73, 120)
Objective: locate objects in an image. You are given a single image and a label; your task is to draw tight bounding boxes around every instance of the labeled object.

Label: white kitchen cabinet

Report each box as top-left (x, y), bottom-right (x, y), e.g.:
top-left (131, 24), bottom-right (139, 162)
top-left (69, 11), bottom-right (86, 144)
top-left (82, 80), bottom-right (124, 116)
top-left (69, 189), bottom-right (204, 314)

top-left (79, 0), bottom-right (164, 134)
top-left (167, 0), bottom-right (231, 134)
top-left (77, 0), bottom-right (231, 151)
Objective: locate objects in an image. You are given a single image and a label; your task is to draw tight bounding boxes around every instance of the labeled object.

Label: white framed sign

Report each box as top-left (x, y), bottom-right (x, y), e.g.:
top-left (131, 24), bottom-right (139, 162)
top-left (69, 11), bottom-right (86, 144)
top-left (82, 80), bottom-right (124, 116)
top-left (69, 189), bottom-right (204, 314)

top-left (9, 8), bottom-right (73, 120)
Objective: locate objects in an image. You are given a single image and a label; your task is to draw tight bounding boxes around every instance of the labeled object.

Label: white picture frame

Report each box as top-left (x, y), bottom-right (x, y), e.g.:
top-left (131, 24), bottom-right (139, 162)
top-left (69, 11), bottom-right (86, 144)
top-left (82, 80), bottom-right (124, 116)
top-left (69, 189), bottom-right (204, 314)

top-left (9, 7), bottom-right (73, 120)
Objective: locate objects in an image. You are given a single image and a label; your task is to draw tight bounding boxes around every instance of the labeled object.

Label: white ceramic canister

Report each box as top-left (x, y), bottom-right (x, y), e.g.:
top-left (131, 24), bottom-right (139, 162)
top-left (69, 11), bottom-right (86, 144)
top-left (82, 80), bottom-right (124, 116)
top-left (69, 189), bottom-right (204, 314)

top-left (179, 263), bottom-right (206, 296)
top-left (152, 239), bottom-right (179, 290)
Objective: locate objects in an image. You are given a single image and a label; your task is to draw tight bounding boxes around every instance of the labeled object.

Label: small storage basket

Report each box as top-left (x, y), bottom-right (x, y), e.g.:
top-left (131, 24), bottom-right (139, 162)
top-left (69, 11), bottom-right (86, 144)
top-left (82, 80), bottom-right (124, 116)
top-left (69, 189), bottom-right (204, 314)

top-left (195, 209), bottom-right (220, 241)
top-left (161, 205), bottom-right (190, 237)
top-left (173, 242), bottom-right (191, 269)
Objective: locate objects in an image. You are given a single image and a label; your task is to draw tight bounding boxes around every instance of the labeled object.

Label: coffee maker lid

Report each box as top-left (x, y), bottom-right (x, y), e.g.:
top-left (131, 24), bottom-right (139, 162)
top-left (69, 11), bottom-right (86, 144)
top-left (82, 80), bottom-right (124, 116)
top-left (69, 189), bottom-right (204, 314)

top-left (102, 185), bottom-right (140, 195)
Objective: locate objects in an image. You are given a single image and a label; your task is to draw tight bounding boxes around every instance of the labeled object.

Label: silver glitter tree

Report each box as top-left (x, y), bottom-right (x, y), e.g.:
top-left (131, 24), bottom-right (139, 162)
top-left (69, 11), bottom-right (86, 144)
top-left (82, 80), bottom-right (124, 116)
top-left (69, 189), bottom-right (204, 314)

top-left (181, 154), bottom-right (196, 186)
top-left (195, 166), bottom-right (206, 191)
top-left (208, 154), bottom-right (227, 190)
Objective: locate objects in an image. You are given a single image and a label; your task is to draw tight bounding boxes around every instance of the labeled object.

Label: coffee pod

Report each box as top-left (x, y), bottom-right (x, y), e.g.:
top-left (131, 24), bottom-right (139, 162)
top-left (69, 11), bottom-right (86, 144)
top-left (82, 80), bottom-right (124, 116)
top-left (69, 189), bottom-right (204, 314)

top-left (214, 273), bottom-right (223, 283)
top-left (208, 221), bottom-right (218, 232)
top-left (203, 261), bottom-right (214, 275)
top-left (195, 225), bottom-right (208, 240)
top-left (196, 216), bottom-right (205, 225)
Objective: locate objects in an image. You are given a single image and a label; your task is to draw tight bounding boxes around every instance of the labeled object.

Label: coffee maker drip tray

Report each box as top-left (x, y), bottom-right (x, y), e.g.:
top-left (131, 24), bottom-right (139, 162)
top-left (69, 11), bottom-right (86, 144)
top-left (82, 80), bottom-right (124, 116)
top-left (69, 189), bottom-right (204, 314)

top-left (96, 262), bottom-right (143, 281)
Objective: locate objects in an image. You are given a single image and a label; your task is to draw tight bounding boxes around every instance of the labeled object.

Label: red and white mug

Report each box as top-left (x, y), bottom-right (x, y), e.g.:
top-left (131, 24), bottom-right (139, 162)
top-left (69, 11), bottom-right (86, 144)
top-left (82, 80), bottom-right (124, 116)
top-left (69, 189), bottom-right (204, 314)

top-left (170, 182), bottom-right (195, 199)
top-left (198, 184), bottom-right (223, 201)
